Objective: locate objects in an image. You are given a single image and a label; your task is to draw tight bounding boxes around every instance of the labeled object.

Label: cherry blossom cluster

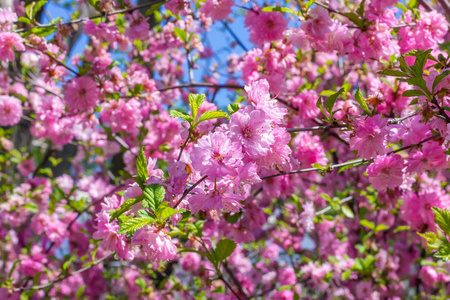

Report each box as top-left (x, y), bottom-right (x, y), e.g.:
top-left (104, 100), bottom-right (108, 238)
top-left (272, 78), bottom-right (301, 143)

top-left (0, 0), bottom-right (450, 299)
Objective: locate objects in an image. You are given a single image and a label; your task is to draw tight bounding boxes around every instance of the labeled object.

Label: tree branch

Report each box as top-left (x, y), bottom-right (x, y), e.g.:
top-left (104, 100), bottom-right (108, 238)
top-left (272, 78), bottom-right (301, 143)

top-left (13, 253), bottom-right (113, 292)
top-left (15, 0), bottom-right (167, 33)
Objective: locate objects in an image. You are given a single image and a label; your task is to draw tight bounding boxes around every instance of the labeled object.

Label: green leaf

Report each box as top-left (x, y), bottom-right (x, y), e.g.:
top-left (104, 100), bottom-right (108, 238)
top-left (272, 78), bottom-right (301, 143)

top-left (356, 0), bottom-right (366, 16)
top-left (155, 203), bottom-right (180, 221)
top-left (17, 16), bottom-right (32, 24)
top-left (116, 190), bottom-right (126, 196)
top-left (398, 56), bottom-right (413, 74)
top-left (135, 278), bottom-right (146, 289)
top-left (227, 103), bottom-right (240, 115)
top-left (433, 70), bottom-right (450, 92)
top-left (186, 220), bottom-right (204, 237)
top-left (169, 110), bottom-right (194, 123)
top-left (109, 196), bottom-right (144, 222)
top-left (261, 6), bottom-right (298, 15)
top-left (21, 26), bottom-right (56, 38)
top-left (407, 0), bottom-right (418, 9)
top-left (76, 286), bottom-right (86, 300)
top-left (411, 49), bottom-right (432, 77)
top-left (23, 202), bottom-right (39, 213)
top-left (215, 238), bottom-right (236, 262)
top-left (375, 224), bottom-right (389, 233)
top-left (325, 88), bottom-right (344, 116)
top-left (360, 219), bottom-right (375, 231)
top-left (432, 207), bottom-right (450, 235)
top-left (377, 69), bottom-right (410, 77)
top-left (417, 231), bottom-right (444, 251)
top-left (8, 260), bottom-right (20, 279)
top-left (316, 97), bottom-right (327, 117)
top-left (393, 225), bottom-right (411, 233)
top-left (142, 184), bottom-right (166, 212)
top-left (197, 110), bottom-right (229, 123)
top-left (344, 12), bottom-right (364, 28)
top-left (341, 206), bottom-right (354, 219)
top-left (174, 28), bottom-right (187, 43)
top-left (144, 1), bottom-right (163, 15)
top-left (305, 0), bottom-right (315, 11)
top-left (402, 90), bottom-right (426, 97)
top-left (136, 147), bottom-right (148, 188)
top-left (399, 77), bottom-right (431, 96)
top-left (118, 217), bottom-right (154, 234)
top-left (434, 243), bottom-right (450, 261)
top-left (188, 94), bottom-right (205, 118)
top-left (355, 87), bottom-right (371, 115)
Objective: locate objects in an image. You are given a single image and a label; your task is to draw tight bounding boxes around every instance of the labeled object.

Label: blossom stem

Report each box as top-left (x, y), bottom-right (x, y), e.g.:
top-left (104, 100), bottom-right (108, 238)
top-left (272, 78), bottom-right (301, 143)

top-left (177, 134), bottom-right (191, 161)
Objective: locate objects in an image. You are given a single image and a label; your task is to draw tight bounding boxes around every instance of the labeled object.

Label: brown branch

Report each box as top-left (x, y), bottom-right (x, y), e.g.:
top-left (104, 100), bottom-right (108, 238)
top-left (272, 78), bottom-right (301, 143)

top-left (173, 175), bottom-right (208, 209)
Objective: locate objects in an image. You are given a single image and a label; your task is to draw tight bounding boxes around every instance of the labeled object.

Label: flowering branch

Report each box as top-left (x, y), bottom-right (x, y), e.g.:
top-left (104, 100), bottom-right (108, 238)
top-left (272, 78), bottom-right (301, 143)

top-left (261, 134), bottom-right (441, 180)
top-left (13, 253), bottom-right (113, 292)
top-left (173, 175), bottom-right (208, 209)
top-left (15, 0), bottom-right (167, 33)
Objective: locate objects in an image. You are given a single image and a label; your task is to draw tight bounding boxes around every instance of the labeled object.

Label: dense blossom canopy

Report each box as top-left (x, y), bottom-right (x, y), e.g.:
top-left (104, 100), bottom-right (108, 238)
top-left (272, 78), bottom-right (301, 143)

top-left (1, 0), bottom-right (450, 299)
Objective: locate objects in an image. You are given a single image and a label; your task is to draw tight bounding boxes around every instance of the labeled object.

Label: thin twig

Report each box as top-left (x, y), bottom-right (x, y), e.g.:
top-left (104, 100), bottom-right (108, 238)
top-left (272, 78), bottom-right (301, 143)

top-left (13, 253), bottom-right (113, 292)
top-left (177, 135), bottom-right (191, 161)
top-left (173, 175), bottom-right (208, 209)
top-left (260, 134), bottom-right (440, 180)
top-left (15, 0), bottom-right (167, 33)
top-left (222, 21), bottom-right (249, 52)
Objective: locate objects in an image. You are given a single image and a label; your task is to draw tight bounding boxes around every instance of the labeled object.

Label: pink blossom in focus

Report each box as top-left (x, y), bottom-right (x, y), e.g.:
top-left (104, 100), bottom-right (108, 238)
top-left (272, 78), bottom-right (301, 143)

top-left (64, 76), bottom-right (100, 111)
top-left (367, 154), bottom-right (404, 192)
top-left (349, 115), bottom-right (388, 159)
top-left (131, 225), bottom-right (177, 262)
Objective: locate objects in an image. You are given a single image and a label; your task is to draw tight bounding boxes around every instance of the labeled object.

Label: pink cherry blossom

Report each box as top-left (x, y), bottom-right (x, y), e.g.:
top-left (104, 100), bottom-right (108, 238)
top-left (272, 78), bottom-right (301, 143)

top-left (0, 96), bottom-right (22, 126)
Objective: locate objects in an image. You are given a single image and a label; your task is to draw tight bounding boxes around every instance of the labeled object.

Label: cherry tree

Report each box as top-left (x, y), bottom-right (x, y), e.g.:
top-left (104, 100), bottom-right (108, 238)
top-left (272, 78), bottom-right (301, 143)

top-left (1, 0), bottom-right (450, 299)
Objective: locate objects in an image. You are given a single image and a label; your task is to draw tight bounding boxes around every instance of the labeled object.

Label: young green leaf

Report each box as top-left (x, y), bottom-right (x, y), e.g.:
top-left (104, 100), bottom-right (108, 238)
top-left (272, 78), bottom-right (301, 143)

top-left (410, 49), bottom-right (432, 77)
top-left (169, 110), bottom-right (194, 123)
top-left (261, 6), bottom-right (298, 15)
top-left (360, 219), bottom-right (375, 231)
top-left (109, 196), bottom-right (144, 222)
top-left (325, 88), bottom-right (344, 116)
top-left (344, 12), bottom-right (364, 28)
top-left (197, 110), bottom-right (229, 123)
top-left (136, 147), bottom-right (148, 188)
top-left (341, 206), bottom-right (354, 219)
top-left (215, 238), bottom-right (236, 262)
top-left (377, 69), bottom-right (410, 77)
top-left (355, 87), bottom-right (371, 115)
top-left (142, 184), bottom-right (166, 212)
top-left (174, 28), bottom-right (187, 43)
top-left (118, 217), bottom-right (154, 234)
top-left (432, 70), bottom-right (450, 92)
top-left (432, 207), bottom-right (450, 235)
top-left (188, 94), bottom-right (206, 118)
top-left (400, 77), bottom-right (431, 96)
top-left (402, 90), bottom-right (426, 97)
top-left (156, 203), bottom-right (180, 221)
top-left (227, 103), bottom-right (240, 115)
